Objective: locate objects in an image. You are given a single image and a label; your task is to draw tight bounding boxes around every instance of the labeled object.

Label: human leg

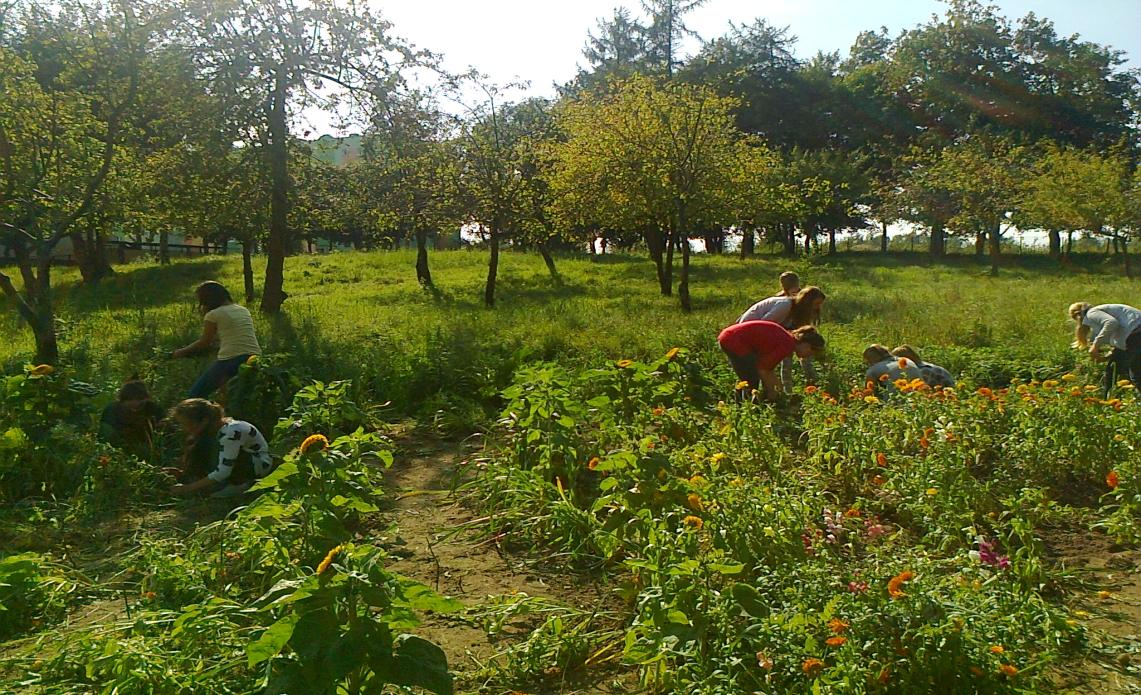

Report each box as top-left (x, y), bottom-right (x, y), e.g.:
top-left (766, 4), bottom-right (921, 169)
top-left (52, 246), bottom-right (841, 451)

top-left (187, 355), bottom-right (249, 398)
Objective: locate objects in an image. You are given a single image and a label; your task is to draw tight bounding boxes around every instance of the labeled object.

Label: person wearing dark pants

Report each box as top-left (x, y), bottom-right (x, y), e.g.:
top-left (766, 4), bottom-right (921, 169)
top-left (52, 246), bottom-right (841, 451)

top-left (172, 281), bottom-right (262, 398)
top-left (718, 321), bottom-right (826, 401)
top-left (1068, 302), bottom-right (1141, 396)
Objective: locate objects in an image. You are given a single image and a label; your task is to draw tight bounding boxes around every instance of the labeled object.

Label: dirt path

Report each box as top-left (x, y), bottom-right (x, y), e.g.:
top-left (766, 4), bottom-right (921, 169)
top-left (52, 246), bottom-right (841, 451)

top-left (378, 438), bottom-right (630, 694)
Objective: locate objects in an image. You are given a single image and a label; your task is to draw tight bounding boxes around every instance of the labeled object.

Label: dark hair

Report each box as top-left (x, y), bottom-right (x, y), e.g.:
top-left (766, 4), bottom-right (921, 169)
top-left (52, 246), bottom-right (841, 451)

top-left (117, 377), bottom-right (151, 402)
top-left (863, 344), bottom-right (893, 366)
top-left (790, 325), bottom-right (826, 356)
top-left (785, 286), bottom-right (826, 328)
top-left (195, 281), bottom-right (233, 312)
top-left (778, 271), bottom-right (800, 295)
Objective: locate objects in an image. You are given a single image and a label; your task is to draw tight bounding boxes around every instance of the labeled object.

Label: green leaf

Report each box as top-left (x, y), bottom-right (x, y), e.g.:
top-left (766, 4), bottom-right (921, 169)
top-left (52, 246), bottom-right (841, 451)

top-left (708, 562), bottom-right (745, 575)
top-left (396, 580), bottom-right (465, 614)
top-left (330, 494), bottom-right (379, 512)
top-left (389, 634), bottom-right (453, 695)
top-left (250, 461), bottom-right (299, 492)
top-left (730, 583), bottom-right (769, 619)
top-left (247, 613), bottom-right (300, 666)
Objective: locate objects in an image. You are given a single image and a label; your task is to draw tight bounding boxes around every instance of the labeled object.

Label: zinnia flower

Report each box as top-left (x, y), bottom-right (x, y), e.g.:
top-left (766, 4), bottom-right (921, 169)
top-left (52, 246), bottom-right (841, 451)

top-left (977, 387), bottom-right (993, 397)
top-left (802, 658), bottom-right (825, 677)
top-left (828, 618), bottom-right (849, 633)
top-left (998, 663), bottom-right (1018, 677)
top-left (1098, 590), bottom-right (1112, 600)
top-left (756, 652), bottom-right (773, 670)
top-left (735, 380), bottom-right (750, 391)
top-left (317, 544), bottom-right (345, 575)
top-left (926, 487), bottom-right (938, 496)
top-left (879, 373), bottom-right (890, 382)
top-left (687, 493), bottom-right (704, 511)
top-left (299, 434), bottom-right (330, 455)
top-left (28, 364), bottom-right (54, 376)
top-left (804, 385), bottom-right (818, 394)
top-left (864, 395), bottom-right (881, 404)
top-left (872, 475), bottom-right (886, 486)
top-left (246, 355), bottom-right (259, 365)
top-left (990, 645), bottom-right (1004, 654)
top-left (587, 457), bottom-right (600, 471)
top-left (897, 358), bottom-right (909, 369)
top-left (1061, 373), bottom-right (1077, 382)
top-left (682, 515), bottom-right (703, 529)
top-left (652, 406), bottom-right (665, 416)
top-left (664, 347), bottom-right (680, 361)
top-left (1106, 471), bottom-right (1119, 489)
top-left (876, 452), bottom-right (888, 467)
top-left (1117, 379), bottom-right (1132, 388)
top-left (825, 636), bottom-right (847, 647)
top-left (616, 359), bottom-right (634, 368)
top-left (887, 570), bottom-right (914, 598)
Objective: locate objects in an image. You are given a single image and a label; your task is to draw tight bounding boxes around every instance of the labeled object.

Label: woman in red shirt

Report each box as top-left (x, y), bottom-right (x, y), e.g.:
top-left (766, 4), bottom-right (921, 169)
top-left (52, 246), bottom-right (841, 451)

top-left (718, 321), bottom-right (826, 400)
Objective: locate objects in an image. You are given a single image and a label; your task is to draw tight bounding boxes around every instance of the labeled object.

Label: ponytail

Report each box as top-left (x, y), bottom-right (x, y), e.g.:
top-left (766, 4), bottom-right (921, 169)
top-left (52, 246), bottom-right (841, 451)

top-left (1068, 302), bottom-right (1092, 348)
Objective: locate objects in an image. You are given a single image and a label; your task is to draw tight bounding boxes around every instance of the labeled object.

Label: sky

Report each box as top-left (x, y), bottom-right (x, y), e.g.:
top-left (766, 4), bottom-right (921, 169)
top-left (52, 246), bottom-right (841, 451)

top-left (301, 0), bottom-right (1140, 136)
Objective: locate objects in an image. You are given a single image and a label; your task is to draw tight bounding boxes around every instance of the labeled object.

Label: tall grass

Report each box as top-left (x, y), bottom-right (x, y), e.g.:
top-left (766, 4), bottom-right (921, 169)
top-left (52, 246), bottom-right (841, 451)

top-left (2, 249), bottom-right (1136, 428)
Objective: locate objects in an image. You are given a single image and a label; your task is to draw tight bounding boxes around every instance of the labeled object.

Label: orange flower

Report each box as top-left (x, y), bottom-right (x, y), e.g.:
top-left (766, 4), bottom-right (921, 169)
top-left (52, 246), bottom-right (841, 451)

top-left (98, 455), bottom-right (111, 467)
top-left (989, 645), bottom-right (1004, 654)
top-left (143, 591), bottom-right (156, 600)
top-left (1069, 387), bottom-right (1083, 397)
top-left (970, 666), bottom-right (985, 677)
top-left (977, 387), bottom-right (993, 397)
top-left (897, 358), bottom-right (909, 369)
top-left (872, 475), bottom-right (887, 486)
top-left (879, 373), bottom-right (891, 382)
top-left (919, 436), bottom-right (929, 450)
top-left (756, 652), bottom-right (773, 670)
top-left (802, 658), bottom-right (825, 677)
top-left (587, 457), bottom-right (600, 471)
top-left (843, 508), bottom-right (861, 518)
top-left (652, 406), bottom-right (665, 416)
top-left (887, 570), bottom-right (914, 599)
top-left (299, 434), bottom-right (329, 455)
top-left (1098, 590), bottom-right (1112, 600)
top-left (687, 493), bottom-right (704, 512)
top-left (876, 452), bottom-right (888, 467)
top-left (1106, 471), bottom-right (1119, 489)
top-left (828, 617), bottom-right (849, 633)
top-left (682, 515), bottom-right (703, 529)
top-left (317, 544), bottom-right (345, 575)
top-left (998, 663), bottom-right (1018, 677)
top-left (877, 666), bottom-right (891, 685)
top-left (825, 636), bottom-right (847, 647)
top-left (805, 385), bottom-right (819, 395)
top-left (664, 347), bottom-right (680, 361)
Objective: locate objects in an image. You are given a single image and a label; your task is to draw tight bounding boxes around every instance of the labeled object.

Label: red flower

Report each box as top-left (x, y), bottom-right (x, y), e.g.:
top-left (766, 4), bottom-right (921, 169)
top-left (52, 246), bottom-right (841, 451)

top-left (1106, 471), bottom-right (1120, 489)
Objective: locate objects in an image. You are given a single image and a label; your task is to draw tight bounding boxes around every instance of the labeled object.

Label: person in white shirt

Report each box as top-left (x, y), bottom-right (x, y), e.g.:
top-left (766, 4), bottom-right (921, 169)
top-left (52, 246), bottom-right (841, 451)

top-left (172, 281), bottom-right (263, 398)
top-left (167, 398), bottom-right (273, 498)
top-left (863, 344), bottom-right (925, 395)
top-left (1068, 302), bottom-right (1141, 396)
top-left (891, 345), bottom-right (955, 388)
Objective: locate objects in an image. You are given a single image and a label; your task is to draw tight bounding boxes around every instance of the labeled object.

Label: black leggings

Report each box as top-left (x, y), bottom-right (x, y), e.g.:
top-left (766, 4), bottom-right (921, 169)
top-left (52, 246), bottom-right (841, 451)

top-left (1104, 329), bottom-right (1141, 396)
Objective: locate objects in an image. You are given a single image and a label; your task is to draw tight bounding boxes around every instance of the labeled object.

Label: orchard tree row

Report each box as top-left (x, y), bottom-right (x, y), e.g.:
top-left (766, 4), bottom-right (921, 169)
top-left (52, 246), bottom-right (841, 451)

top-left (1, 0), bottom-right (1139, 361)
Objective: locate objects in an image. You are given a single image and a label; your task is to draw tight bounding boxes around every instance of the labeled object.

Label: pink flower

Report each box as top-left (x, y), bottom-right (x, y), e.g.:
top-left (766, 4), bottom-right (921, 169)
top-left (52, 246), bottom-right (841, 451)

top-left (973, 538), bottom-right (1011, 570)
top-left (848, 580), bottom-right (869, 593)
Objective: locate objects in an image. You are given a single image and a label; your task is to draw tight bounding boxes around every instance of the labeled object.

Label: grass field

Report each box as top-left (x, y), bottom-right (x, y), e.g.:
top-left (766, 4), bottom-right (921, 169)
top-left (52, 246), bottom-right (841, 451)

top-left (1, 249), bottom-right (1138, 694)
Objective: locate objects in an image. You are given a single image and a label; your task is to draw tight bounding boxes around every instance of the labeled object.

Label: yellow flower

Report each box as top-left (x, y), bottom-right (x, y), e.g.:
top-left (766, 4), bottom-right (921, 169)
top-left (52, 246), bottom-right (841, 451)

top-left (1113, 434), bottom-right (1125, 442)
top-left (990, 645), bottom-right (1005, 654)
top-left (689, 475), bottom-right (708, 487)
top-left (735, 380), bottom-right (750, 391)
top-left (317, 544), bottom-right (345, 575)
top-left (664, 347), bottom-right (680, 361)
top-left (1118, 379), bottom-right (1133, 388)
top-left (864, 395), bottom-right (881, 404)
top-left (802, 658), bottom-right (825, 677)
top-left (926, 487), bottom-right (938, 496)
top-left (246, 355), bottom-right (259, 365)
top-left (1084, 384), bottom-right (1099, 392)
top-left (28, 364), bottom-right (54, 376)
top-left (1098, 590), bottom-right (1112, 600)
top-left (299, 434), bottom-right (330, 455)
top-left (1061, 373), bottom-right (1077, 382)
top-left (682, 515), bottom-right (703, 529)
top-left (711, 452), bottom-right (727, 463)
top-left (687, 493), bottom-right (704, 512)
top-left (616, 359), bottom-right (634, 368)
top-left (894, 378), bottom-right (910, 390)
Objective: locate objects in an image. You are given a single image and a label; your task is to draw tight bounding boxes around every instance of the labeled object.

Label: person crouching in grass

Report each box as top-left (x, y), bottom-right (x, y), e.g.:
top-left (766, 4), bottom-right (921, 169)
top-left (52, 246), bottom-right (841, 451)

top-left (165, 398), bottom-right (273, 498)
top-left (171, 281), bottom-right (262, 399)
top-left (718, 321), bottom-right (826, 401)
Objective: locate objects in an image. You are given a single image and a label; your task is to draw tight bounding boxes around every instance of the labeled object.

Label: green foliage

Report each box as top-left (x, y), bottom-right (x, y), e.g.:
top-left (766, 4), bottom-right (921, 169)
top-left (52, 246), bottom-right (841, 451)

top-left (225, 354), bottom-right (300, 437)
top-left (0, 552), bottom-right (77, 640)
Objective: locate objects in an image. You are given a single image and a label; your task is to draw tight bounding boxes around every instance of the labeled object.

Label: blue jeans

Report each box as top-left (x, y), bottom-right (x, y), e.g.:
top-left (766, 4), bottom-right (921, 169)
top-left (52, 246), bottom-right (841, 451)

top-left (187, 355), bottom-right (251, 399)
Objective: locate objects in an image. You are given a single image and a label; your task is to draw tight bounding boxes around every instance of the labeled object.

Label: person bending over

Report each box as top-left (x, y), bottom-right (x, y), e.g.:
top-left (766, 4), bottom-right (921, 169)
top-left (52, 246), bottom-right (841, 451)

top-left (98, 376), bottom-right (164, 457)
top-left (863, 344), bottom-right (924, 394)
top-left (172, 281), bottom-right (262, 398)
top-left (891, 345), bottom-right (955, 388)
top-left (718, 320), bottom-right (826, 401)
top-left (167, 398), bottom-right (273, 498)
top-left (1068, 302), bottom-right (1141, 396)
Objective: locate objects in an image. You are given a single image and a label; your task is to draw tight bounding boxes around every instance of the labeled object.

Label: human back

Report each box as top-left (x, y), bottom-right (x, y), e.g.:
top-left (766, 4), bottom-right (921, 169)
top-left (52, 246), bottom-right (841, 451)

top-left (205, 303), bottom-right (261, 360)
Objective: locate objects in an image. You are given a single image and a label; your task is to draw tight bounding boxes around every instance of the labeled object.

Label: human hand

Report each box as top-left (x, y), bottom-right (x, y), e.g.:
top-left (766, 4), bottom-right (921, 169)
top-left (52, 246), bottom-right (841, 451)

top-left (160, 467), bottom-right (183, 478)
top-left (1089, 346), bottom-right (1106, 362)
top-left (170, 483), bottom-right (188, 496)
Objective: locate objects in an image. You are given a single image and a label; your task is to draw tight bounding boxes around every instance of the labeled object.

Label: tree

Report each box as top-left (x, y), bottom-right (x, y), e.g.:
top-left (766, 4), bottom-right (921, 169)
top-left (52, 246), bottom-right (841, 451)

top-left (178, 0), bottom-right (410, 313)
top-left (569, 7), bottom-right (648, 94)
top-left (551, 76), bottom-right (753, 310)
top-left (639, 0), bottom-right (709, 77)
top-left (0, 2), bottom-right (142, 364)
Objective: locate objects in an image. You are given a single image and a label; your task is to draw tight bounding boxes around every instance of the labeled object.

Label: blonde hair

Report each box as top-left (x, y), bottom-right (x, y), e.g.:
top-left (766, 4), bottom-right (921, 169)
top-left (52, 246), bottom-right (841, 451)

top-left (786, 286), bottom-right (826, 328)
top-left (863, 344), bottom-right (893, 366)
top-left (890, 345), bottom-right (922, 363)
top-left (1068, 302), bottom-right (1092, 348)
top-left (170, 399), bottom-right (226, 470)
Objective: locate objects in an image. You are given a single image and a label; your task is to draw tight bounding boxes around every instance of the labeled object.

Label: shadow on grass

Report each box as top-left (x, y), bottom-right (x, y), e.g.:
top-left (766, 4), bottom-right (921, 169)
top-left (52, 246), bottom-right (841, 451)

top-left (61, 259), bottom-right (227, 312)
top-left (806, 250), bottom-right (1132, 278)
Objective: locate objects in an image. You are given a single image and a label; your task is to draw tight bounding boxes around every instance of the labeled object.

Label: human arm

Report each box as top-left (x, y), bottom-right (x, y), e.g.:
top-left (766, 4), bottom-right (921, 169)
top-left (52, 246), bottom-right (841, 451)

top-left (170, 476), bottom-right (218, 496)
top-left (758, 368), bottom-right (780, 401)
top-left (1085, 309), bottom-right (1118, 356)
top-left (172, 320), bottom-right (218, 359)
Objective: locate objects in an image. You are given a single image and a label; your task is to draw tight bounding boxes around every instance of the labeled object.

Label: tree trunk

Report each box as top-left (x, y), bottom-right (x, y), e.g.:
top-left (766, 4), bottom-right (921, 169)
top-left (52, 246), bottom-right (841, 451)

top-left (0, 264), bottom-right (57, 365)
top-left (827, 229), bottom-right (836, 254)
top-left (538, 241), bottom-right (558, 279)
top-left (415, 228), bottom-right (433, 287)
top-left (975, 232), bottom-right (985, 257)
top-left (159, 229), bottom-right (170, 265)
top-left (740, 229), bottom-right (755, 257)
top-left (930, 225), bottom-right (945, 257)
top-left (881, 221), bottom-right (888, 253)
top-left (261, 69), bottom-right (290, 314)
top-left (646, 228), bottom-right (668, 295)
top-left (784, 224), bottom-right (796, 257)
top-left (988, 224), bottom-right (1001, 276)
top-left (242, 237), bottom-right (255, 304)
top-left (677, 214), bottom-right (692, 313)
top-left (1066, 231), bottom-right (1074, 257)
top-left (663, 225), bottom-right (675, 296)
top-left (484, 227), bottom-right (500, 307)
top-left (1123, 236), bottom-right (1132, 278)
top-left (1048, 230), bottom-right (1061, 258)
